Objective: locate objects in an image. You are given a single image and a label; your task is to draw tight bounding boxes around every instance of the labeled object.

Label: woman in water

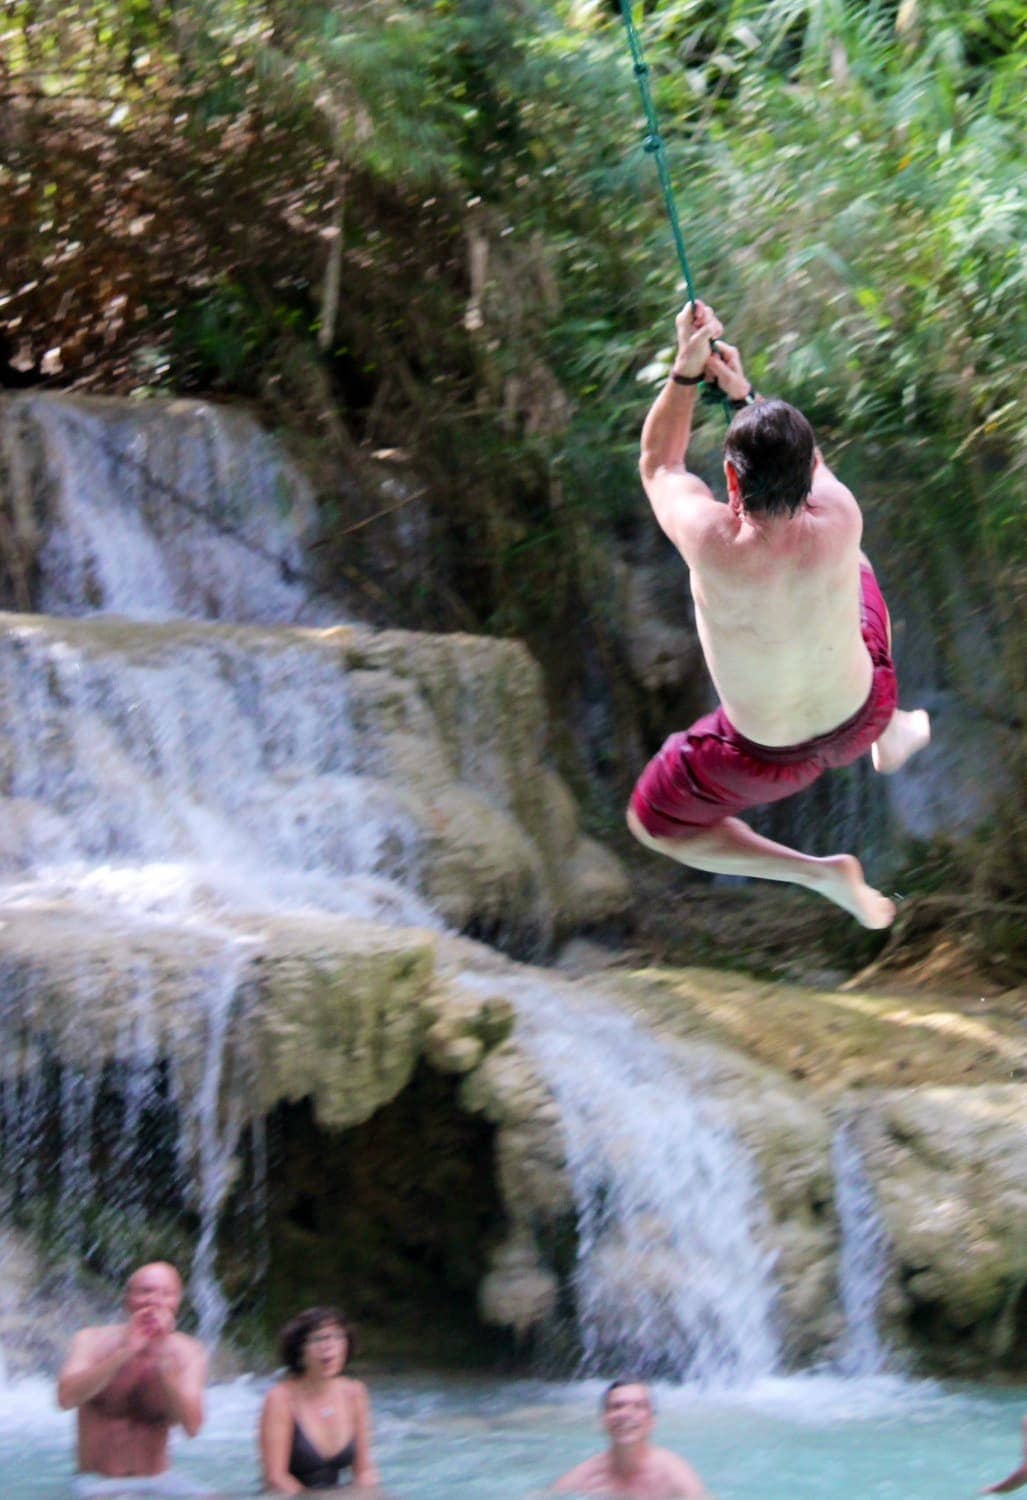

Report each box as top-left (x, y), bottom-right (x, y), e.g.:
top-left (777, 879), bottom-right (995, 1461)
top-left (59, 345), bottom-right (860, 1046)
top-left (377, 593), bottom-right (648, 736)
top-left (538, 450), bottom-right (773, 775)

top-left (259, 1306), bottom-right (378, 1493)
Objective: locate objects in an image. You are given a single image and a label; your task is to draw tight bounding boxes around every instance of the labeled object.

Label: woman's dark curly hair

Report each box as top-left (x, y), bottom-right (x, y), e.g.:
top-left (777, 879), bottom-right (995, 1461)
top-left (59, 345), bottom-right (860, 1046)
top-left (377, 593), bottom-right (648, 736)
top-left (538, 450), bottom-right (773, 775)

top-left (278, 1306), bottom-right (355, 1376)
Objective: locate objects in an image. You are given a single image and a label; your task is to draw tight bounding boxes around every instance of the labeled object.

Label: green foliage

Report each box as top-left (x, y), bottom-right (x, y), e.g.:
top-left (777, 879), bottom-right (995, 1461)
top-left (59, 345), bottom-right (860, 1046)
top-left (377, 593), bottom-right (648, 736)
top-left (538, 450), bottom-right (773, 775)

top-left (3, 0), bottom-right (1026, 844)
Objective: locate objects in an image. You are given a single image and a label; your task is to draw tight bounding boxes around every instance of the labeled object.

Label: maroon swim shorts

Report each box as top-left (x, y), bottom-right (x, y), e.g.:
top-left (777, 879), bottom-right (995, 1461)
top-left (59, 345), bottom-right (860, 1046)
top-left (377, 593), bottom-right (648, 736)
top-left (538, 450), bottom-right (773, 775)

top-left (629, 564), bottom-right (899, 838)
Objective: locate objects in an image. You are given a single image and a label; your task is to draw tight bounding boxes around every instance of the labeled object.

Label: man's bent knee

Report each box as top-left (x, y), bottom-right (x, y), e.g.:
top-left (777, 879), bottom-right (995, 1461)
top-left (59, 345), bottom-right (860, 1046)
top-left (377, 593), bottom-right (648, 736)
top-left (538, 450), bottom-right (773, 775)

top-left (627, 800), bottom-right (712, 851)
top-left (627, 802), bottom-right (657, 848)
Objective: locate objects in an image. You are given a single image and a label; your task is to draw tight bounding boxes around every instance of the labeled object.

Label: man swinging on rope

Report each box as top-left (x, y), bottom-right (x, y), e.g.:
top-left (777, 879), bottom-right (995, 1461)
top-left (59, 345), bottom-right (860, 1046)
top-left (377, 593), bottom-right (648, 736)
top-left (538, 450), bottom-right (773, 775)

top-left (627, 300), bottom-right (930, 928)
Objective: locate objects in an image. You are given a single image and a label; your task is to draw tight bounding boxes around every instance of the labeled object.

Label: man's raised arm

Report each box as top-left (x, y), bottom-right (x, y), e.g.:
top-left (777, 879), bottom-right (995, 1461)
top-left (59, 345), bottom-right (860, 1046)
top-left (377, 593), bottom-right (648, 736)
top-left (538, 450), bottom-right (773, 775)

top-left (638, 301), bottom-right (725, 557)
top-left (153, 1337), bottom-right (207, 1438)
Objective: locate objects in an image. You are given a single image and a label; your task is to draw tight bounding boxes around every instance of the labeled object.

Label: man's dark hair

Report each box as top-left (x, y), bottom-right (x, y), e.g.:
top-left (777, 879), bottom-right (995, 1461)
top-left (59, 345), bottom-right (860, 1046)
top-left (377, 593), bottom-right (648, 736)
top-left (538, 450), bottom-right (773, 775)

top-left (601, 1379), bottom-right (653, 1412)
top-left (278, 1306), bottom-right (354, 1376)
top-left (723, 398), bottom-right (815, 518)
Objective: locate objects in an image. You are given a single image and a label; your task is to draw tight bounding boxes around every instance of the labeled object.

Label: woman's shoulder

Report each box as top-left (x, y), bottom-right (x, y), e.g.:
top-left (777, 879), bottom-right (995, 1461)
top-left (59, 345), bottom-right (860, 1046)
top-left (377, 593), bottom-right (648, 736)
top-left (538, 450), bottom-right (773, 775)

top-left (261, 1378), bottom-right (296, 1413)
top-left (340, 1375), bottom-right (371, 1402)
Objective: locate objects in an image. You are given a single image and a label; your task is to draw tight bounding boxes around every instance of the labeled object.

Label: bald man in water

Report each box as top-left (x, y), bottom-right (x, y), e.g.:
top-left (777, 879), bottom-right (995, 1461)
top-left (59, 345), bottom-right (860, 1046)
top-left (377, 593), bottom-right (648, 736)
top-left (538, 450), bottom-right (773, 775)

top-left (550, 1381), bottom-right (709, 1499)
top-left (57, 1261), bottom-right (207, 1490)
top-left (627, 300), bottom-right (930, 929)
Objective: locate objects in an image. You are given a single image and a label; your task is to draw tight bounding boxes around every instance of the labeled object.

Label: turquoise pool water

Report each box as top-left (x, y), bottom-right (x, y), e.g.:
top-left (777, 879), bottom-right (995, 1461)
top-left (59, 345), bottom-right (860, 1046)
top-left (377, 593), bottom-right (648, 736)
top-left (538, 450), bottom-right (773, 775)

top-left (0, 1372), bottom-right (1022, 1497)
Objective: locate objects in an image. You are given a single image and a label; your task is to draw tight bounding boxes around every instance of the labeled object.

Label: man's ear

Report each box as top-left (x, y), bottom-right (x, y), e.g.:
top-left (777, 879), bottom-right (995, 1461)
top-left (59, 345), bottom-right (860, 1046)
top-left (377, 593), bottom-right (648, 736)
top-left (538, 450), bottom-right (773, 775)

top-left (724, 458), bottom-right (743, 515)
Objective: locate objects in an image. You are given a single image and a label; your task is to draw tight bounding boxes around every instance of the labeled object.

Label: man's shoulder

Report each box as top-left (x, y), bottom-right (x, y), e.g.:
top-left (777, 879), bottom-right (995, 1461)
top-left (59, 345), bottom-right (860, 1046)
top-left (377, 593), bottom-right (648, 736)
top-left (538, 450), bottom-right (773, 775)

top-left (75, 1322), bottom-right (122, 1348)
top-left (650, 1445), bottom-right (706, 1491)
top-left (652, 1443), bottom-right (694, 1467)
top-left (642, 465), bottom-right (727, 558)
top-left (686, 502), bottom-right (741, 564)
top-left (808, 469), bottom-right (862, 526)
top-left (553, 1451), bottom-right (607, 1490)
top-left (171, 1331), bottom-right (206, 1362)
top-left (563, 1452), bottom-right (605, 1476)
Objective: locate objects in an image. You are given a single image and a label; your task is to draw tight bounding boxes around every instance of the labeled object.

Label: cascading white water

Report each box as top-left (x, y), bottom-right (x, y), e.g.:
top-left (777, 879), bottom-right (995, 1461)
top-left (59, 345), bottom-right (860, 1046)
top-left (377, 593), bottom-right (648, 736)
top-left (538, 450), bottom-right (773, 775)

top-left (831, 1115), bottom-right (891, 1375)
top-left (0, 602), bottom-right (786, 1376)
top-left (2, 394), bottom-right (329, 625)
top-left (0, 393), bottom-right (790, 1378)
top-left (0, 619), bottom-right (438, 930)
top-left (462, 971), bottom-right (781, 1386)
top-left (175, 942), bottom-right (256, 1347)
top-left (0, 922), bottom-right (259, 1340)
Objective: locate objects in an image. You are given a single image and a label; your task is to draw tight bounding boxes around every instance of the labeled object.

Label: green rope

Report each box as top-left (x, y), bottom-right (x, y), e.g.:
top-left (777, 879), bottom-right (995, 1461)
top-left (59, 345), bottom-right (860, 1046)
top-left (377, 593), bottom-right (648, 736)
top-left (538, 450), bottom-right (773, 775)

top-left (616, 1), bottom-right (731, 418)
top-left (616, 0), bottom-right (697, 305)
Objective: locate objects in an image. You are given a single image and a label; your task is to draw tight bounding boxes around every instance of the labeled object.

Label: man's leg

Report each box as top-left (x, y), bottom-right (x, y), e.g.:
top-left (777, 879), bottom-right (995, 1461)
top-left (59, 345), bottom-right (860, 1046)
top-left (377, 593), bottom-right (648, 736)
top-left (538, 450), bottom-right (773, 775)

top-left (627, 806), bottom-right (896, 929)
top-left (857, 553), bottom-right (931, 775)
top-left (871, 708), bottom-right (931, 773)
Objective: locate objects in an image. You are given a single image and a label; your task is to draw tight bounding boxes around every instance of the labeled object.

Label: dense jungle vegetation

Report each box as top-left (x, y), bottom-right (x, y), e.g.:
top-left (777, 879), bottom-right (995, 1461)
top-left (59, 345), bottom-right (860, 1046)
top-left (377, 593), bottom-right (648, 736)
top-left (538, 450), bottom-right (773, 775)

top-left (2, 0), bottom-right (1026, 918)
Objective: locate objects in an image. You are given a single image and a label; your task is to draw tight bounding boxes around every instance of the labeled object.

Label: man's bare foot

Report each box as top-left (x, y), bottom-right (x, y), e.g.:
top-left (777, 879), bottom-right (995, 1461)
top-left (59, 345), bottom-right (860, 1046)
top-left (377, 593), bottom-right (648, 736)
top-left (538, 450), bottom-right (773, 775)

top-left (871, 708), bottom-right (931, 774)
top-left (809, 853), bottom-right (897, 928)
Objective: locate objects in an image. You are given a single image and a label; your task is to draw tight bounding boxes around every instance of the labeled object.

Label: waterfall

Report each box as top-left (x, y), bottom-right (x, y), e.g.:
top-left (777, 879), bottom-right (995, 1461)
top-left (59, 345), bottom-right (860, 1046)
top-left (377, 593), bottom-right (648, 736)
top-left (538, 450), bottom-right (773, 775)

top-left (177, 945), bottom-right (253, 1347)
top-left (464, 972), bottom-right (781, 1386)
top-left (2, 394), bottom-right (328, 625)
top-left (831, 1115), bottom-right (891, 1375)
top-left (0, 926), bottom-right (258, 1339)
top-left (0, 579), bottom-right (436, 1346)
top-left (0, 618), bottom-right (437, 931)
top-left (0, 393), bottom-right (785, 1374)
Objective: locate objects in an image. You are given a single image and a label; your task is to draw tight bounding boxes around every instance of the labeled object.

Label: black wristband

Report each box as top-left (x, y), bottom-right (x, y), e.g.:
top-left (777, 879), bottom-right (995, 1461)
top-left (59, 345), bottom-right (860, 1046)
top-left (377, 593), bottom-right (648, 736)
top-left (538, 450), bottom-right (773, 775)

top-left (728, 387), bottom-right (757, 410)
top-left (671, 371), bottom-right (704, 386)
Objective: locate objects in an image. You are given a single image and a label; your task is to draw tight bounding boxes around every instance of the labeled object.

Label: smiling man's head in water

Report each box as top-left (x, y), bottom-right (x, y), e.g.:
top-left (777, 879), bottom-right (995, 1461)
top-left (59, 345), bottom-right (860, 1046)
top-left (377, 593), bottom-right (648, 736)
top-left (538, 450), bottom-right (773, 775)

top-left (601, 1380), bottom-right (655, 1444)
top-left (551, 1376), bottom-right (709, 1496)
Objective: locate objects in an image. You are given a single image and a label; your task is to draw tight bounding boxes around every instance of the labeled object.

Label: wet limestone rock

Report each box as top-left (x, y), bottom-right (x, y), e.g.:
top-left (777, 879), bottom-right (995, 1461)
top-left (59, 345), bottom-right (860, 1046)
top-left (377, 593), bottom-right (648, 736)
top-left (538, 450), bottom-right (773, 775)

top-left (0, 391), bottom-right (630, 951)
top-left (447, 976), bottom-right (573, 1338)
top-left (626, 961), bottom-right (1027, 1373)
top-left (460, 1037), bottom-right (572, 1225)
top-left (0, 608), bottom-right (629, 958)
top-left (255, 917), bottom-right (437, 1129)
top-left (856, 1085), bottom-right (1027, 1367)
top-left (343, 631), bottom-right (631, 947)
top-left (478, 1229), bottom-right (559, 1336)
top-left (0, 392), bottom-right (320, 621)
top-left (422, 986), bottom-right (516, 1076)
top-left (0, 905), bottom-right (244, 1070)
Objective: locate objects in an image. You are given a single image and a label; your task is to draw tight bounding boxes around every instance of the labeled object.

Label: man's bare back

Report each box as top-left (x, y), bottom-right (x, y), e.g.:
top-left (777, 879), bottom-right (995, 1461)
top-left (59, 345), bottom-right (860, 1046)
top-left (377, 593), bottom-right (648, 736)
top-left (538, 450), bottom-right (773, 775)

top-left (688, 463), bottom-right (872, 746)
top-left (627, 300), bottom-right (929, 928)
top-left (58, 1262), bottom-right (206, 1480)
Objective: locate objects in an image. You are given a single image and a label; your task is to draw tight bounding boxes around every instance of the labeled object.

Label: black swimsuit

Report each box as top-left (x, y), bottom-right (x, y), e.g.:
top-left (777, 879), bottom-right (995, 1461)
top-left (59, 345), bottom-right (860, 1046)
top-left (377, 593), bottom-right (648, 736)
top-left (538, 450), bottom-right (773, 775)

top-left (288, 1419), bottom-right (357, 1490)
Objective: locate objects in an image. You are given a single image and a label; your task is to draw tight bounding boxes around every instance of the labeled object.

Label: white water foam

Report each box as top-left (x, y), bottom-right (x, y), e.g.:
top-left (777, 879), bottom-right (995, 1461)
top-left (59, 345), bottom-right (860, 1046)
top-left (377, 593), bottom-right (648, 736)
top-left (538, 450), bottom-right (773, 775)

top-left (462, 971), bottom-right (781, 1386)
top-left (832, 1114), bottom-right (892, 1376)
